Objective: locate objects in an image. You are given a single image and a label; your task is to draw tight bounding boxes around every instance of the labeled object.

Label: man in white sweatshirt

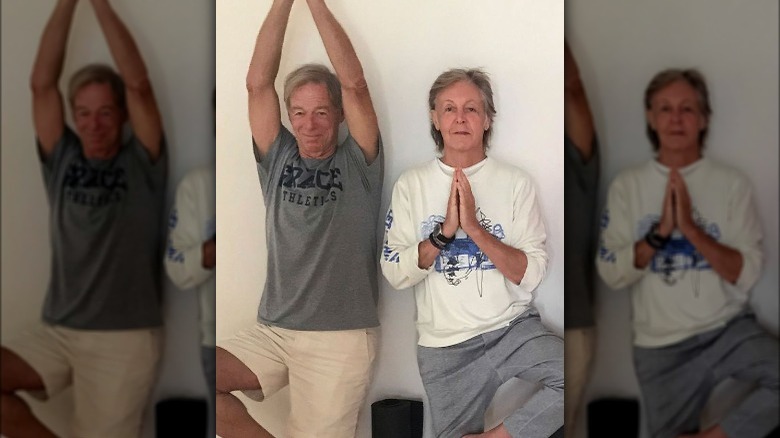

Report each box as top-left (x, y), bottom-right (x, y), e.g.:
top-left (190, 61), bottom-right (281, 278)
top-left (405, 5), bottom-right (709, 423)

top-left (597, 68), bottom-right (778, 438)
top-left (382, 68), bottom-right (564, 438)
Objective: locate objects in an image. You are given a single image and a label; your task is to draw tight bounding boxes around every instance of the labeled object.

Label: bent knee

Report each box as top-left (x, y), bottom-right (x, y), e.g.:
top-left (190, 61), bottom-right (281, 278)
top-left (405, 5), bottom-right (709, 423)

top-left (1, 347), bottom-right (44, 394)
top-left (215, 347), bottom-right (262, 394)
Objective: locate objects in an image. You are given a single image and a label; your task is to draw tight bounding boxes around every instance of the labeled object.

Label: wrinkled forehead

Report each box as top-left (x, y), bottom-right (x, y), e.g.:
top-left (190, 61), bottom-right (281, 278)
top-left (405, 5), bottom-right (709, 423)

top-left (435, 80), bottom-right (485, 106)
top-left (650, 79), bottom-right (701, 105)
top-left (289, 82), bottom-right (334, 107)
top-left (72, 81), bottom-right (122, 108)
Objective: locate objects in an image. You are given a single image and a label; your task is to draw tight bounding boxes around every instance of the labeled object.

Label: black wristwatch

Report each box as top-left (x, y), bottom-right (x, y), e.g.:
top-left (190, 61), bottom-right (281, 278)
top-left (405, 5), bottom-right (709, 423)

top-left (644, 222), bottom-right (670, 250)
top-left (429, 222), bottom-right (455, 250)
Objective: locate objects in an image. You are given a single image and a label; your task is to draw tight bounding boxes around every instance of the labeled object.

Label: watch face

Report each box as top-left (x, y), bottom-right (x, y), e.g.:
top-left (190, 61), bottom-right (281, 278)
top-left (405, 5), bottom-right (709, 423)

top-left (433, 222), bottom-right (443, 236)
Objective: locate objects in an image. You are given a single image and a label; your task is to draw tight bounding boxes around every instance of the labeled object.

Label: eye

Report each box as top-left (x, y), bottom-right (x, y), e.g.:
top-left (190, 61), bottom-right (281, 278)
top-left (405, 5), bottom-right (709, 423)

top-left (317, 111), bottom-right (328, 116)
top-left (466, 107), bottom-right (477, 113)
top-left (443, 106), bottom-right (454, 112)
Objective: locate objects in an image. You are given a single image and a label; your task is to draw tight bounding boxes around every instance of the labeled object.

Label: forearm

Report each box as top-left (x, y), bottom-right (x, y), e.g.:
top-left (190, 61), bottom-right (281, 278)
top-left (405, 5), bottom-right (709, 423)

top-left (417, 239), bottom-right (441, 270)
top-left (31, 0), bottom-right (78, 90)
top-left (247, 0), bottom-right (294, 91)
top-left (682, 226), bottom-right (743, 284)
top-left (306, 0), bottom-right (366, 89)
top-left (633, 239), bottom-right (656, 269)
top-left (90, 0), bottom-right (149, 89)
top-left (467, 227), bottom-right (528, 285)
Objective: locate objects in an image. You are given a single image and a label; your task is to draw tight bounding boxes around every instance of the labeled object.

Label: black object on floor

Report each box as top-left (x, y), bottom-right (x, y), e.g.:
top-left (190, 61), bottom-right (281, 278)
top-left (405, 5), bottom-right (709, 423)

top-left (548, 425), bottom-right (564, 438)
top-left (371, 398), bottom-right (423, 438)
top-left (155, 397), bottom-right (207, 437)
top-left (587, 397), bottom-right (639, 438)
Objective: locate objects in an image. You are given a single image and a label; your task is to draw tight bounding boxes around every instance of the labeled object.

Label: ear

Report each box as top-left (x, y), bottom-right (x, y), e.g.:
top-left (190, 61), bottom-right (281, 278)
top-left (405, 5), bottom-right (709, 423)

top-left (338, 108), bottom-right (345, 124)
top-left (483, 117), bottom-right (491, 131)
top-left (430, 109), bottom-right (440, 131)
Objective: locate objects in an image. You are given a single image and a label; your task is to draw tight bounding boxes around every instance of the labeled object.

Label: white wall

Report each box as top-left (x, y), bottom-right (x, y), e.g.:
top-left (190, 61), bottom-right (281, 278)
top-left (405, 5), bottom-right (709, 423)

top-left (566, 2), bottom-right (779, 437)
top-left (1, 1), bottom-right (214, 437)
top-left (216, 1), bottom-right (563, 437)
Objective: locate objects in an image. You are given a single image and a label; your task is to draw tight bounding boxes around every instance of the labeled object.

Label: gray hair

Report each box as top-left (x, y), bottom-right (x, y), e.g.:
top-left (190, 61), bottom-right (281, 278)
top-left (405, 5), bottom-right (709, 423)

top-left (283, 64), bottom-right (342, 112)
top-left (68, 63), bottom-right (126, 110)
top-left (428, 68), bottom-right (497, 153)
top-left (644, 68), bottom-right (711, 151)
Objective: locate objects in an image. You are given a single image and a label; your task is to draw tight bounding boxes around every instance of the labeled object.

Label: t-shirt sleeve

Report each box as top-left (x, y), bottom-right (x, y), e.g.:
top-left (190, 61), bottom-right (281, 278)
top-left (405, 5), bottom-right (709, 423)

top-left (342, 132), bottom-right (384, 194)
top-left (254, 125), bottom-right (296, 191)
top-left (128, 132), bottom-right (168, 191)
top-left (38, 127), bottom-right (79, 184)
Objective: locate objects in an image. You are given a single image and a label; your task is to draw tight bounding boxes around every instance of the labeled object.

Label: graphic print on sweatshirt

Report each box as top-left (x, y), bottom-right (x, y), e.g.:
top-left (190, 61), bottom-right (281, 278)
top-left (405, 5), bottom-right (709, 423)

top-left (426, 209), bottom-right (504, 287)
top-left (599, 207), bottom-right (718, 286)
top-left (277, 162), bottom-right (344, 207)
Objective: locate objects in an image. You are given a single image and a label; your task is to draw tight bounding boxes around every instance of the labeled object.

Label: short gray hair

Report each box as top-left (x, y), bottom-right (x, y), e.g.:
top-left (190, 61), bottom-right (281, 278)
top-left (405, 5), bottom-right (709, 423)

top-left (68, 63), bottom-right (126, 110)
top-left (284, 64), bottom-right (342, 112)
top-left (428, 68), bottom-right (496, 153)
top-left (644, 68), bottom-right (711, 151)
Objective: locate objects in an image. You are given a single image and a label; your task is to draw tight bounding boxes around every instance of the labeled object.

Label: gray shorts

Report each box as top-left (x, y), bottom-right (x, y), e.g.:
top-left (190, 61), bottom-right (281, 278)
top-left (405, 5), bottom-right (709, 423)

top-left (633, 312), bottom-right (779, 438)
top-left (417, 308), bottom-right (564, 437)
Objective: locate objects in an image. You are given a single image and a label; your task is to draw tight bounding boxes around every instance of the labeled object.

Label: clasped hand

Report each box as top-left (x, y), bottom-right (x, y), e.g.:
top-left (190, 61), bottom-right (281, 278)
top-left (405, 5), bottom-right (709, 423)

top-left (659, 168), bottom-right (696, 237)
top-left (442, 168), bottom-right (480, 238)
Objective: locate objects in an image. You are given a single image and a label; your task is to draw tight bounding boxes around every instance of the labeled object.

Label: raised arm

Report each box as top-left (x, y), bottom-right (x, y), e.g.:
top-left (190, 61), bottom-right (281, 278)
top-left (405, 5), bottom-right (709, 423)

top-left (247, 0), bottom-right (293, 157)
top-left (30, 0), bottom-right (78, 157)
top-left (307, 0), bottom-right (379, 163)
top-left (564, 40), bottom-right (595, 161)
top-left (90, 0), bottom-right (162, 161)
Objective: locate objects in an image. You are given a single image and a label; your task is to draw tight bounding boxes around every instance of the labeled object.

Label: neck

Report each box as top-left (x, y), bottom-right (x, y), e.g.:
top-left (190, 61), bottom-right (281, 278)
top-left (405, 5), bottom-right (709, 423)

top-left (440, 149), bottom-right (486, 169)
top-left (83, 145), bottom-right (120, 160)
top-left (299, 144), bottom-right (336, 159)
top-left (657, 146), bottom-right (701, 169)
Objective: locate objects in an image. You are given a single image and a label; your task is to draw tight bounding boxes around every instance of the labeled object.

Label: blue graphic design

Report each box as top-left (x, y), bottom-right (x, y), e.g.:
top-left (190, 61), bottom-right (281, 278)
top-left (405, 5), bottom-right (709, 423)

top-left (382, 209), bottom-right (399, 263)
top-left (644, 210), bottom-right (717, 286)
top-left (429, 209), bottom-right (500, 287)
top-left (597, 208), bottom-right (616, 263)
top-left (168, 206), bottom-right (178, 229)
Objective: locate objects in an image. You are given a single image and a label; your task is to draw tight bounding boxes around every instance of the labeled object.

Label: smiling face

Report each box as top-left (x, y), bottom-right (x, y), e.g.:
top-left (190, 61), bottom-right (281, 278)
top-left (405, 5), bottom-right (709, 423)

top-left (646, 79), bottom-right (708, 154)
top-left (73, 82), bottom-right (127, 159)
top-left (430, 80), bottom-right (490, 158)
top-left (287, 82), bottom-right (343, 159)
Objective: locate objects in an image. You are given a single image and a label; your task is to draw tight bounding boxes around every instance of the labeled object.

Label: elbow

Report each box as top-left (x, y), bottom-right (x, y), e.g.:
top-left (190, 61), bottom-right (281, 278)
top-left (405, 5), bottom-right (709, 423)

top-left (246, 72), bottom-right (275, 94)
top-left (124, 76), bottom-right (153, 96)
top-left (340, 74), bottom-right (369, 93)
top-left (30, 75), bottom-right (55, 95)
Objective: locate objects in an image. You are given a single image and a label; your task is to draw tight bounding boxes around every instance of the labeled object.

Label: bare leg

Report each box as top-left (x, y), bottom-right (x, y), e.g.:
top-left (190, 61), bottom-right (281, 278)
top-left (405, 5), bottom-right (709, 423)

top-left (463, 422), bottom-right (512, 438)
top-left (678, 424), bottom-right (728, 438)
top-left (215, 347), bottom-right (274, 438)
top-left (1, 347), bottom-right (58, 437)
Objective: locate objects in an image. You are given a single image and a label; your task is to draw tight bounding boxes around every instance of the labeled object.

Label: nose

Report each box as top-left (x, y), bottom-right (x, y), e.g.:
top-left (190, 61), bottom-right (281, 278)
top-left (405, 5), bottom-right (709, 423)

top-left (455, 108), bottom-right (466, 123)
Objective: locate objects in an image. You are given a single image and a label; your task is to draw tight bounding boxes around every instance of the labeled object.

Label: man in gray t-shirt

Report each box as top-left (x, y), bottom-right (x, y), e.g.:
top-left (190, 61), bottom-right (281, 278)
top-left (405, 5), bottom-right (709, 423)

top-left (1, 2), bottom-right (166, 437)
top-left (216, 1), bottom-right (383, 436)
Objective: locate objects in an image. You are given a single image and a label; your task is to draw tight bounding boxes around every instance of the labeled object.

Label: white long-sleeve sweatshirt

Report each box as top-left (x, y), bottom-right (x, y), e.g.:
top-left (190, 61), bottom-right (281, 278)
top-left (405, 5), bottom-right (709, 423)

top-left (596, 157), bottom-right (762, 347)
top-left (165, 167), bottom-right (216, 347)
top-left (381, 157), bottom-right (548, 347)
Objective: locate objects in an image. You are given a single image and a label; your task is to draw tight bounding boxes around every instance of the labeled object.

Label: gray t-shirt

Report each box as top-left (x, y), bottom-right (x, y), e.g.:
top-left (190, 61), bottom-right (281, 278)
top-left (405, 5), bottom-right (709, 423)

top-left (564, 134), bottom-right (600, 329)
top-left (254, 126), bottom-right (383, 330)
top-left (39, 127), bottom-right (167, 329)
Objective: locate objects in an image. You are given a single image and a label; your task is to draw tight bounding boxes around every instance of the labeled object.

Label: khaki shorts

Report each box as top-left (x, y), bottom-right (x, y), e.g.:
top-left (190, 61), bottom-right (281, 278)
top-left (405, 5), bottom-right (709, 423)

top-left (219, 323), bottom-right (378, 438)
top-left (5, 324), bottom-right (162, 438)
